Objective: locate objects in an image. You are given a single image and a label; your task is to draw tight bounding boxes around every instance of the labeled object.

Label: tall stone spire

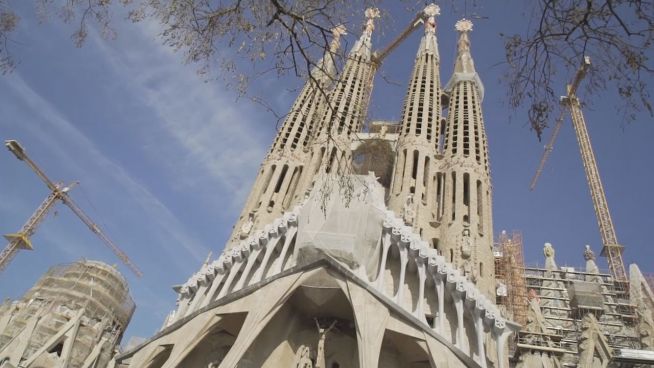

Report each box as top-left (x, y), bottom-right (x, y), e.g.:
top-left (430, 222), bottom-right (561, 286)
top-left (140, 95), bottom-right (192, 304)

top-left (439, 19), bottom-right (494, 297)
top-left (228, 26), bottom-right (346, 246)
top-left (389, 4), bottom-right (443, 245)
top-left (301, 8), bottom-right (379, 179)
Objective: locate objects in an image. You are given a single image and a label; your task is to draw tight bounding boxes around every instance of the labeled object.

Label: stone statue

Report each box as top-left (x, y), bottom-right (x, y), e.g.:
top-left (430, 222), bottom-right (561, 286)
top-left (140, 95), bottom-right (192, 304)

top-left (403, 193), bottom-right (415, 226)
top-left (460, 228), bottom-right (472, 259)
top-left (543, 242), bottom-right (557, 271)
top-left (314, 319), bottom-right (337, 368)
top-left (459, 228), bottom-right (474, 281)
top-left (584, 245), bottom-right (600, 275)
top-left (294, 345), bottom-right (313, 368)
top-left (378, 125), bottom-right (388, 138)
top-left (583, 245), bottom-right (595, 261)
top-left (240, 213), bottom-right (254, 239)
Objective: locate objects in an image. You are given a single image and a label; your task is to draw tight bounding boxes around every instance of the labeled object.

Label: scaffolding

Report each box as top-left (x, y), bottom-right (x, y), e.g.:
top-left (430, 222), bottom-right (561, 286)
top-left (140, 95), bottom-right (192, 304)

top-left (0, 260), bottom-right (134, 367)
top-left (512, 263), bottom-right (642, 366)
top-left (494, 231), bottom-right (528, 329)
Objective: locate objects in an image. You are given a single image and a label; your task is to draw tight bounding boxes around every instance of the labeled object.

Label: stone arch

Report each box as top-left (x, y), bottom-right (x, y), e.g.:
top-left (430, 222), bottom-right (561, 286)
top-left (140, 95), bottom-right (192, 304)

top-left (175, 312), bottom-right (247, 367)
top-left (383, 243), bottom-right (402, 299)
top-left (404, 255), bottom-right (422, 313)
top-left (379, 329), bottom-right (433, 368)
top-left (240, 270), bottom-right (359, 367)
top-left (142, 344), bottom-right (173, 368)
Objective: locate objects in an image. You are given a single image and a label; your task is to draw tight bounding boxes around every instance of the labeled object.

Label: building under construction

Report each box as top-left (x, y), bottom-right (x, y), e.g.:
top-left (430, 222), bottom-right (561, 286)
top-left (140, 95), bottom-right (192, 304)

top-left (0, 260), bottom-right (134, 368)
top-left (494, 234), bottom-right (654, 367)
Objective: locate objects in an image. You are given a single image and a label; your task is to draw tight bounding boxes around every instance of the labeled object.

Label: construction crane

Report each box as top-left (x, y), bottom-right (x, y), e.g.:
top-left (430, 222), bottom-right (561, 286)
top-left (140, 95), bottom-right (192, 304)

top-left (530, 57), bottom-right (627, 283)
top-left (372, 11), bottom-right (424, 65)
top-left (529, 110), bottom-right (564, 191)
top-left (1, 140), bottom-right (143, 277)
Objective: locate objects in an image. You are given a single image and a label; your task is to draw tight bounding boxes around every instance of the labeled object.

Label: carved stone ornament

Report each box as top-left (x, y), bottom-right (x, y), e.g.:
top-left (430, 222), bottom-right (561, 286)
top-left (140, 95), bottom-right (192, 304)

top-left (460, 228), bottom-right (472, 259)
top-left (424, 3), bottom-right (440, 17)
top-left (455, 18), bottom-right (473, 33)
top-left (403, 193), bottom-right (416, 225)
top-left (379, 124), bottom-right (388, 138)
top-left (583, 244), bottom-right (595, 261)
top-left (240, 213), bottom-right (254, 239)
top-left (294, 345), bottom-right (313, 368)
top-left (543, 243), bottom-right (555, 258)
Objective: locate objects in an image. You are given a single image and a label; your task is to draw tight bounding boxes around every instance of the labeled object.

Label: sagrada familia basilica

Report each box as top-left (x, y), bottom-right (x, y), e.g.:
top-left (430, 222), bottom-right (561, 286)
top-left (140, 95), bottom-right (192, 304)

top-left (1, 3), bottom-right (653, 368)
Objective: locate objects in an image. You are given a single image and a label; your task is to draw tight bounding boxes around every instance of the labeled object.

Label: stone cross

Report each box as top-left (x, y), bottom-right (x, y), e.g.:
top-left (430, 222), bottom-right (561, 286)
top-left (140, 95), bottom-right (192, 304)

top-left (314, 318), bottom-right (337, 368)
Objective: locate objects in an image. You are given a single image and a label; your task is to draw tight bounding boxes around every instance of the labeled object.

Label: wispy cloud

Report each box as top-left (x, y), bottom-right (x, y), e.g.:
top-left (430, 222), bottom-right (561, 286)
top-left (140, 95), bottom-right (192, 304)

top-left (87, 18), bottom-right (272, 212)
top-left (3, 74), bottom-right (210, 267)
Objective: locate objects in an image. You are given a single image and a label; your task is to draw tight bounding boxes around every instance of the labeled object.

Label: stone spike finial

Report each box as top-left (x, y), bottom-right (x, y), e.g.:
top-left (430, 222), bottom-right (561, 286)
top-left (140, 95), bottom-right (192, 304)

top-left (424, 3), bottom-right (440, 17)
top-left (423, 4), bottom-right (440, 34)
top-left (445, 16), bottom-right (483, 98)
top-left (455, 18), bottom-right (473, 33)
top-left (329, 25), bottom-right (347, 51)
top-left (363, 7), bottom-right (380, 35)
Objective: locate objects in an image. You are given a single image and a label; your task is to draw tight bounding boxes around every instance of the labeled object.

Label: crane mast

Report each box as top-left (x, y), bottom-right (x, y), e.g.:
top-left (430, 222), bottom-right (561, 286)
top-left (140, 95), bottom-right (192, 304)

top-left (2, 140), bottom-right (143, 277)
top-left (533, 57), bottom-right (627, 283)
top-left (1, 191), bottom-right (59, 272)
top-left (563, 73), bottom-right (627, 281)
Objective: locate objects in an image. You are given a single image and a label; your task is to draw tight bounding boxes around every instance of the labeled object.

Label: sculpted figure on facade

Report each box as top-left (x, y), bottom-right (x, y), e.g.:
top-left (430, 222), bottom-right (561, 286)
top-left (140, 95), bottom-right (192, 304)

top-left (378, 124), bottom-right (388, 138)
top-left (459, 228), bottom-right (475, 281)
top-left (543, 242), bottom-right (557, 271)
top-left (315, 319), bottom-right (337, 368)
top-left (584, 245), bottom-right (600, 275)
top-left (403, 193), bottom-right (416, 226)
top-left (294, 345), bottom-right (314, 368)
top-left (240, 213), bottom-right (255, 239)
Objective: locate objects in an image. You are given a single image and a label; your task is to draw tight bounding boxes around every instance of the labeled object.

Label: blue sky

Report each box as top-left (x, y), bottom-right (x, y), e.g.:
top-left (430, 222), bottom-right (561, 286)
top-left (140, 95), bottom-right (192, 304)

top-left (1, 1), bottom-right (652, 344)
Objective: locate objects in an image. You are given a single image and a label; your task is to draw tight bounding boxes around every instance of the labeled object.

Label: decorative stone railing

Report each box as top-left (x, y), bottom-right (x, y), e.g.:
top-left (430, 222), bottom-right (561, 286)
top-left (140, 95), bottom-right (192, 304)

top-left (162, 200), bottom-right (517, 368)
top-left (163, 205), bottom-right (302, 327)
top-left (375, 211), bottom-right (516, 368)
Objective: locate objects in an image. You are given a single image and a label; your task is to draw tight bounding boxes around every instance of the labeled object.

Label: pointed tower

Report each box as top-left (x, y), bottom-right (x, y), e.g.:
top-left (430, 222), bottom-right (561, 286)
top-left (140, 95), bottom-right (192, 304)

top-left (115, 10), bottom-right (523, 368)
top-left (388, 4), bottom-right (443, 243)
top-left (229, 26), bottom-right (346, 245)
top-left (301, 8), bottom-right (379, 181)
top-left (440, 19), bottom-right (494, 297)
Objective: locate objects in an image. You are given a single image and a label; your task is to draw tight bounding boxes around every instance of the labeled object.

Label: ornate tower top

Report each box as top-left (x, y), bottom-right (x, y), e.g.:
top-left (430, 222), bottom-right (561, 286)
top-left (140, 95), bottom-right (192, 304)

top-left (330, 25), bottom-right (348, 50)
top-left (423, 4), bottom-right (440, 34)
top-left (349, 8), bottom-right (379, 59)
top-left (446, 18), bottom-right (484, 99)
top-left (455, 18), bottom-right (473, 33)
top-left (313, 25), bottom-right (347, 82)
top-left (364, 7), bottom-right (381, 35)
top-left (415, 3), bottom-right (440, 58)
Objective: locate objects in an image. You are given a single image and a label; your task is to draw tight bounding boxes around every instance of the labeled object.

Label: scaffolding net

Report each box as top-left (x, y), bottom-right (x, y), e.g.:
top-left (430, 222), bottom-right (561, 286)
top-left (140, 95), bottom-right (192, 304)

top-left (494, 230), bottom-right (528, 354)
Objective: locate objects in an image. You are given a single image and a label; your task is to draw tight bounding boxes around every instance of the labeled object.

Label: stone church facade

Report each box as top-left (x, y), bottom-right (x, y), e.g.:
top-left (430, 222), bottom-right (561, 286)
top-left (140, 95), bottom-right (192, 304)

top-left (110, 4), bottom-right (654, 368)
top-left (113, 6), bottom-right (516, 368)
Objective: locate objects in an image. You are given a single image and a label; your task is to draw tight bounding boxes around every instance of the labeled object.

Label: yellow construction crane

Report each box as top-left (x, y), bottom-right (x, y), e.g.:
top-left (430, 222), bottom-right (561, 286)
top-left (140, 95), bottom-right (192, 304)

top-left (530, 57), bottom-right (627, 283)
top-left (1, 140), bottom-right (143, 277)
